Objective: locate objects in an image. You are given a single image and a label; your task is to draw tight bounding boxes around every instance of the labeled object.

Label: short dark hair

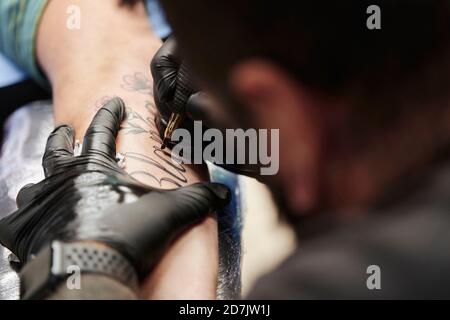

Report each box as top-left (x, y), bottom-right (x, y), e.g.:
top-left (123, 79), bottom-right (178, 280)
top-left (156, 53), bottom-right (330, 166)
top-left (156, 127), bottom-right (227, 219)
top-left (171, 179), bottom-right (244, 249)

top-left (160, 0), bottom-right (449, 97)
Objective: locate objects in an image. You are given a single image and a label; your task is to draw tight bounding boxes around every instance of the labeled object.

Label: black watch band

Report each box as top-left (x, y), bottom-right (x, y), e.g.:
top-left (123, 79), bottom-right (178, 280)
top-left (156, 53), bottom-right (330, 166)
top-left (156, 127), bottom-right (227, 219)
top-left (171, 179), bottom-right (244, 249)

top-left (20, 241), bottom-right (138, 299)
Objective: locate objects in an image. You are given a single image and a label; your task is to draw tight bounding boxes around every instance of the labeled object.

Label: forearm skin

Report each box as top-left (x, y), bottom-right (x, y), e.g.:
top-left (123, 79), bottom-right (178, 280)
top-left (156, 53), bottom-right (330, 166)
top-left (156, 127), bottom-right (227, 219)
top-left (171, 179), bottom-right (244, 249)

top-left (36, 0), bottom-right (218, 299)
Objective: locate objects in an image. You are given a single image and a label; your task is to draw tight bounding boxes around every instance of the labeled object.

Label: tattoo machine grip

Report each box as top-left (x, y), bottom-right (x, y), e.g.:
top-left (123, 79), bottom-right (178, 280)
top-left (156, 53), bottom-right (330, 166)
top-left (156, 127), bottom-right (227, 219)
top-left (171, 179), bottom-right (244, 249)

top-left (173, 63), bottom-right (195, 114)
top-left (162, 63), bottom-right (195, 149)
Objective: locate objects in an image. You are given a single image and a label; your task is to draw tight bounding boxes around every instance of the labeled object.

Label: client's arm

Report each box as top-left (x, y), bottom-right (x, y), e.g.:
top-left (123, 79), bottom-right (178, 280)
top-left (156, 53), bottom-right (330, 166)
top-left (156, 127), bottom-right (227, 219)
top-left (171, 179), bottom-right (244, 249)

top-left (0, 100), bottom-right (230, 300)
top-left (35, 0), bottom-right (217, 299)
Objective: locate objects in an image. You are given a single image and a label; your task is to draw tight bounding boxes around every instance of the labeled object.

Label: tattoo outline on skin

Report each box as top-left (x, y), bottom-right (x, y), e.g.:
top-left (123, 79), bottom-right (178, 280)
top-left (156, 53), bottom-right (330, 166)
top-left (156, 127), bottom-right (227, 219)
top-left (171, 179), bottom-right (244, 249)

top-left (93, 72), bottom-right (188, 188)
top-left (121, 100), bottom-right (188, 187)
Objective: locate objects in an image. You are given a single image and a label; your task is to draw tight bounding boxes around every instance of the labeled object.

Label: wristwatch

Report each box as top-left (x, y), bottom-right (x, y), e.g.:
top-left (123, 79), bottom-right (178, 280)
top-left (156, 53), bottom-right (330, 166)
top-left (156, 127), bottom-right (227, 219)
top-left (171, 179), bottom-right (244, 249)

top-left (19, 241), bottom-right (138, 299)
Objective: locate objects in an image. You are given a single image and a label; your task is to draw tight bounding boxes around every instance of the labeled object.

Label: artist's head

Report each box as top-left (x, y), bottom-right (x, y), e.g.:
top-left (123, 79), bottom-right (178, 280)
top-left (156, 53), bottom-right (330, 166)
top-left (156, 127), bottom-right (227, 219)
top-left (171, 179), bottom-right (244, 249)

top-left (158, 1), bottom-right (450, 222)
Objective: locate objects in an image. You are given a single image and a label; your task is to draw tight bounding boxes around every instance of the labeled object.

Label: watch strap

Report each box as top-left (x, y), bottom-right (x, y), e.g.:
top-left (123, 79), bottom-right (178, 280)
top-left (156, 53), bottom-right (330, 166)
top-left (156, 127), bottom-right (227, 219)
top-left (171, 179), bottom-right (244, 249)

top-left (20, 241), bottom-right (138, 299)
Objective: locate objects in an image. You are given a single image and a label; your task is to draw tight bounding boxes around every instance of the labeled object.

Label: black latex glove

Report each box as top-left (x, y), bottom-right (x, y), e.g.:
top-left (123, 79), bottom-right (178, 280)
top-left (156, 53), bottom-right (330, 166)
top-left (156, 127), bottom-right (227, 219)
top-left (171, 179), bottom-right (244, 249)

top-left (0, 97), bottom-right (230, 277)
top-left (150, 36), bottom-right (214, 128)
top-left (150, 37), bottom-right (260, 177)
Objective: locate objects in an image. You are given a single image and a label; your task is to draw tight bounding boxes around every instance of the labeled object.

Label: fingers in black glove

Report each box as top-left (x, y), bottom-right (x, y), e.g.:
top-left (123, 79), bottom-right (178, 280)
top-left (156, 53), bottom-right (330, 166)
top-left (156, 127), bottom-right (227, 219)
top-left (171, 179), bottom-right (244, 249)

top-left (151, 36), bottom-right (180, 104)
top-left (42, 125), bottom-right (75, 177)
top-left (81, 97), bottom-right (126, 158)
top-left (150, 36), bottom-right (256, 175)
top-left (16, 183), bottom-right (36, 209)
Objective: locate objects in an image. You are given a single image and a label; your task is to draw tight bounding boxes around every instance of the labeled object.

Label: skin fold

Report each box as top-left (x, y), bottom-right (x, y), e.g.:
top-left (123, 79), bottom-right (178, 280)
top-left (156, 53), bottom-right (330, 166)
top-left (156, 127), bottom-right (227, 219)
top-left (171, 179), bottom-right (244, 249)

top-left (35, 0), bottom-right (218, 299)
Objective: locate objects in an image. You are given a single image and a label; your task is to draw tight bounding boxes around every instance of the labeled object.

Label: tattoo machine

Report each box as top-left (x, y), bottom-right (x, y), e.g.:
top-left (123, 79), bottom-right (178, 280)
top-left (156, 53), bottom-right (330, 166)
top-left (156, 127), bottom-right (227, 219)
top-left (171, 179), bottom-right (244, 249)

top-left (161, 63), bottom-right (195, 149)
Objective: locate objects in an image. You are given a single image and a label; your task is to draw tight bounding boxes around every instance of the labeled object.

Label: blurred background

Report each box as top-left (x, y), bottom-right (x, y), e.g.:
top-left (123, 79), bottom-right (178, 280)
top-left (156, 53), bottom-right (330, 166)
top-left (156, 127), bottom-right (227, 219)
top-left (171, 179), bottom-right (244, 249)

top-left (0, 54), bottom-right (50, 142)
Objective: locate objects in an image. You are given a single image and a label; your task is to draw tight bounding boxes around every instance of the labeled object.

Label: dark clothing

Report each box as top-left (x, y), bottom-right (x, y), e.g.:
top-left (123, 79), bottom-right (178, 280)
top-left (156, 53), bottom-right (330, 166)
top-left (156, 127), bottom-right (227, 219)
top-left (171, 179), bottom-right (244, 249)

top-left (249, 159), bottom-right (450, 299)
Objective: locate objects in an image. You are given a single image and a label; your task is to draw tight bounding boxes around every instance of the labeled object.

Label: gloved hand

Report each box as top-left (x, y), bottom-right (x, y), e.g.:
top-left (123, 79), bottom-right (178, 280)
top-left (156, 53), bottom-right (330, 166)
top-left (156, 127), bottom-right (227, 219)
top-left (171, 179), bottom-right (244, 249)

top-left (150, 36), bottom-right (215, 129)
top-left (150, 37), bottom-right (260, 177)
top-left (0, 97), bottom-right (230, 277)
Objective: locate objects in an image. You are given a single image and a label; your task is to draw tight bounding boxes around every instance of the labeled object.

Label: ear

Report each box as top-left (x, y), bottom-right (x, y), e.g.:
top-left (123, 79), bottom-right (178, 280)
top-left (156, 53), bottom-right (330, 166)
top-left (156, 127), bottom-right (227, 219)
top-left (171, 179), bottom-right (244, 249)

top-left (229, 59), bottom-right (324, 212)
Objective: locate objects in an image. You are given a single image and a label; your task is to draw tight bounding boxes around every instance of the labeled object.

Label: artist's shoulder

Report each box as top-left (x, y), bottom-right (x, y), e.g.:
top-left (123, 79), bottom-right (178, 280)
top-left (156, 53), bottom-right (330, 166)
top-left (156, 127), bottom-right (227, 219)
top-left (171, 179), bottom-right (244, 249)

top-left (247, 206), bottom-right (450, 300)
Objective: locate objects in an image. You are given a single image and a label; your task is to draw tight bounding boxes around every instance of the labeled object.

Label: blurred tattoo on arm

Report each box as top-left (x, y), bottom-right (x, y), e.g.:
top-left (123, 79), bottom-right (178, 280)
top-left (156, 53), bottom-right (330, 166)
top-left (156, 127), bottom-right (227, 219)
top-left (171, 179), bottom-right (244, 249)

top-left (121, 72), bottom-right (152, 95)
